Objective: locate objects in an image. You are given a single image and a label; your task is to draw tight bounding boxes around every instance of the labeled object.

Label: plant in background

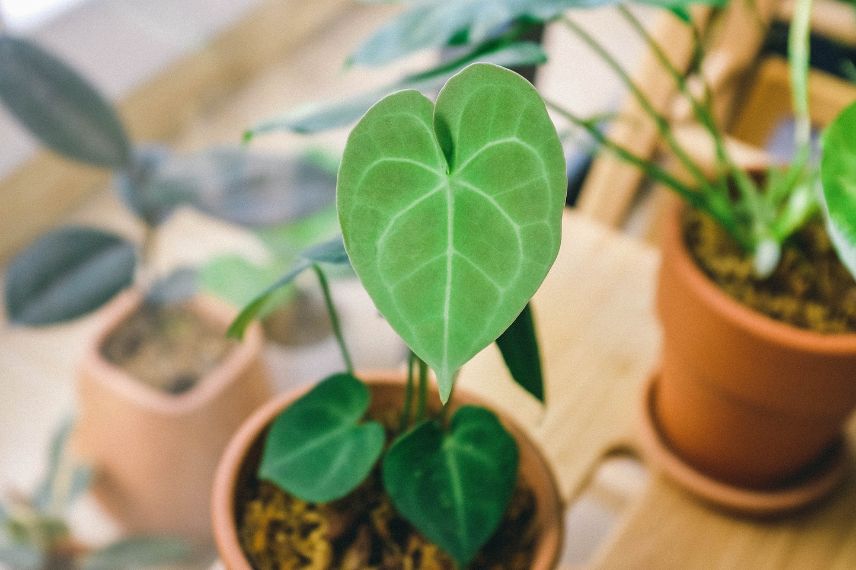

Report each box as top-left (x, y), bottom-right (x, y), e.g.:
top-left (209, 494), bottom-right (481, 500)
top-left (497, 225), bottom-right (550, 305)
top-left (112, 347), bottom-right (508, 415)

top-left (0, 420), bottom-right (188, 570)
top-left (0, 35), bottom-right (334, 326)
top-left (253, 0), bottom-right (856, 284)
top-left (230, 63), bottom-right (566, 566)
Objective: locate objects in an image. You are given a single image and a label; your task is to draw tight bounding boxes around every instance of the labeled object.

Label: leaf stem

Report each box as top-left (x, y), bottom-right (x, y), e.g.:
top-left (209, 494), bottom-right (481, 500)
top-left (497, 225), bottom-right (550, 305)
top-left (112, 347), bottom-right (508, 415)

top-left (416, 357), bottom-right (428, 422)
top-left (312, 264), bottom-right (354, 374)
top-left (400, 351), bottom-right (416, 432)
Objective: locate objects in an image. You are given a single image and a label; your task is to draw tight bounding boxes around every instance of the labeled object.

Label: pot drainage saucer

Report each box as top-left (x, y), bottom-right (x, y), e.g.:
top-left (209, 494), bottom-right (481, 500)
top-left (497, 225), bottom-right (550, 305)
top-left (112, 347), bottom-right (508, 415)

top-left (638, 373), bottom-right (849, 517)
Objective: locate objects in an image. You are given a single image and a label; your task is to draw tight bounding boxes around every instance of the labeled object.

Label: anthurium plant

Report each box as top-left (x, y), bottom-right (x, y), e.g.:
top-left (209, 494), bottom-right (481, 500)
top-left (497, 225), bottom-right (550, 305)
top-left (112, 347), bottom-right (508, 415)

top-left (0, 420), bottom-right (188, 570)
top-left (229, 63), bottom-right (566, 565)
top-left (0, 35), bottom-right (334, 326)
top-left (253, 0), bottom-right (856, 283)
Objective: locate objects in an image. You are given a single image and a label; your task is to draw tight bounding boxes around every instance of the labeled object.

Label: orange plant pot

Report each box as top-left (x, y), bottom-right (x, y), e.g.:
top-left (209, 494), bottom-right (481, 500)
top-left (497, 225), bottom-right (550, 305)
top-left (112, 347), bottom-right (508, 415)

top-left (641, 200), bottom-right (856, 513)
top-left (74, 291), bottom-right (272, 544)
top-left (211, 373), bottom-right (564, 569)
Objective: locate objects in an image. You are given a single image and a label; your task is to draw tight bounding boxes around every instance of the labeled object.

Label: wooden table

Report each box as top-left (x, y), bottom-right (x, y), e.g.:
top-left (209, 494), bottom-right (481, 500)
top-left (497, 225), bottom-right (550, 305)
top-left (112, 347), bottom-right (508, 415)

top-left (460, 211), bottom-right (856, 569)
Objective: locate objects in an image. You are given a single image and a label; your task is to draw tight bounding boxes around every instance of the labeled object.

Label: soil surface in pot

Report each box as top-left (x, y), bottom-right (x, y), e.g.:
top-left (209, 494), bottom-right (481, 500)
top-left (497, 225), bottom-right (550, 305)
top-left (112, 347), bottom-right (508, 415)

top-left (238, 415), bottom-right (538, 569)
top-left (101, 301), bottom-right (236, 394)
top-left (685, 209), bottom-right (856, 333)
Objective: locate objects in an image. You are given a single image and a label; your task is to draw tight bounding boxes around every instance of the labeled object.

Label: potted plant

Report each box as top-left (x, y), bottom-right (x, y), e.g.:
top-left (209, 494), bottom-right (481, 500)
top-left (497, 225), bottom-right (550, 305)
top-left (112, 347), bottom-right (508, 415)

top-left (248, 0), bottom-right (856, 513)
top-left (213, 62), bottom-right (567, 568)
top-left (0, 419), bottom-right (190, 569)
top-left (0, 35), bottom-right (342, 541)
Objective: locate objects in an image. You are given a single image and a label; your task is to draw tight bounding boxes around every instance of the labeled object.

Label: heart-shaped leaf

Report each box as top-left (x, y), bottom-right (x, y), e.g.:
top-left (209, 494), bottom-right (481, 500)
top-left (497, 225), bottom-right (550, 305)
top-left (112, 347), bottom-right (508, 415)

top-left (382, 405), bottom-right (519, 566)
top-left (5, 227), bottom-right (136, 325)
top-left (258, 373), bottom-right (384, 502)
top-left (496, 303), bottom-right (544, 402)
top-left (821, 101), bottom-right (856, 281)
top-left (338, 63), bottom-right (566, 401)
top-left (0, 36), bottom-right (131, 168)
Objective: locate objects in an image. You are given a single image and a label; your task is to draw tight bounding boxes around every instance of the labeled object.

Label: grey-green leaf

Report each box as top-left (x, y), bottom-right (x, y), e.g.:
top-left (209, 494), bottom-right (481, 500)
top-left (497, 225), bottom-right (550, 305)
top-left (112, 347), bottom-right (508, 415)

top-left (496, 303), bottom-right (544, 402)
top-left (821, 100), bottom-right (856, 281)
top-left (5, 227), bottom-right (136, 326)
top-left (382, 406), bottom-right (518, 566)
top-left (338, 63), bottom-right (566, 401)
top-left (33, 418), bottom-right (92, 513)
top-left (81, 537), bottom-right (189, 570)
top-left (144, 267), bottom-right (198, 306)
top-left (0, 36), bottom-right (131, 168)
top-left (259, 373), bottom-right (384, 502)
top-left (249, 41), bottom-right (546, 136)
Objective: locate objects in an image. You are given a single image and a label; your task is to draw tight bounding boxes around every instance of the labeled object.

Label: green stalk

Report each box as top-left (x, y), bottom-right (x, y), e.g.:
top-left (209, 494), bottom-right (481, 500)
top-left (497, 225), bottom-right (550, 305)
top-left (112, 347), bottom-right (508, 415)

top-left (416, 357), bottom-right (428, 422)
top-left (545, 99), bottom-right (749, 247)
top-left (400, 351), bottom-right (416, 431)
top-left (312, 264), bottom-right (354, 373)
top-left (618, 6), bottom-right (761, 212)
top-left (561, 15), bottom-right (716, 196)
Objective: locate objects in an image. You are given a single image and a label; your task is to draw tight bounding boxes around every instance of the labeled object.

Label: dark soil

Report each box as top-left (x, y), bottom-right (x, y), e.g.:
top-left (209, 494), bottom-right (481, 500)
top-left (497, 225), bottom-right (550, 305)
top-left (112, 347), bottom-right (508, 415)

top-left (684, 209), bottom-right (856, 333)
top-left (238, 415), bottom-right (538, 570)
top-left (101, 301), bottom-right (236, 394)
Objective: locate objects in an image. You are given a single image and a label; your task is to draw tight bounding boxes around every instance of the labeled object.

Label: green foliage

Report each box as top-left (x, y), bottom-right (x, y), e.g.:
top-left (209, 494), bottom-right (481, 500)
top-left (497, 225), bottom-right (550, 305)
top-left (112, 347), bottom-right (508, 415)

top-left (349, 0), bottom-right (726, 67)
top-left (4, 227), bottom-right (136, 326)
top-left (338, 63), bottom-right (565, 401)
top-left (259, 374), bottom-right (385, 502)
top-left (821, 101), bottom-right (856, 280)
top-left (382, 406), bottom-right (518, 566)
top-left (0, 35), bottom-right (131, 168)
top-left (496, 304), bottom-right (544, 401)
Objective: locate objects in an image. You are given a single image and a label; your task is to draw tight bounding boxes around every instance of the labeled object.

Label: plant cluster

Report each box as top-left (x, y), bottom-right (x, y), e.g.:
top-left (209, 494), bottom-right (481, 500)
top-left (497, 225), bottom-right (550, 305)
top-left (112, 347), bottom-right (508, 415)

top-left (0, 420), bottom-right (188, 570)
top-left (230, 63), bottom-right (566, 566)
top-left (0, 35), bottom-right (334, 327)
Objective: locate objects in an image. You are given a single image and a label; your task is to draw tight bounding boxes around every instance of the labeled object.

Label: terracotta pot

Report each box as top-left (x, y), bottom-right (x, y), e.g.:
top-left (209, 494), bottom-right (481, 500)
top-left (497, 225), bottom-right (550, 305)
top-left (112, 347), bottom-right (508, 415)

top-left (74, 290), bottom-right (272, 544)
top-left (645, 199), bottom-right (856, 501)
top-left (211, 373), bottom-right (564, 569)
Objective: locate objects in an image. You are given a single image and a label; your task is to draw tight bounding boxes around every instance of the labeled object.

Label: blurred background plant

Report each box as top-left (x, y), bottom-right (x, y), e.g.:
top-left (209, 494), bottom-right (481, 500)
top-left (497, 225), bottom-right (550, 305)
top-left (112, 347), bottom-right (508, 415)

top-left (0, 420), bottom-right (188, 570)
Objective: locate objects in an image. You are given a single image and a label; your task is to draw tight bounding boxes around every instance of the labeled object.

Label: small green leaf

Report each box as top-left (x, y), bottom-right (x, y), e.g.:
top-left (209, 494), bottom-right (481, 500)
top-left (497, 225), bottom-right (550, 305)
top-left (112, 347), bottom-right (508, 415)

top-left (382, 406), bottom-right (518, 566)
top-left (200, 255), bottom-right (293, 315)
top-left (5, 227), bottom-right (136, 326)
top-left (33, 418), bottom-right (92, 514)
top-left (249, 41), bottom-right (546, 136)
top-left (81, 537), bottom-right (190, 570)
top-left (259, 373), bottom-right (384, 502)
top-left (302, 235), bottom-right (350, 265)
top-left (496, 304), bottom-right (544, 402)
top-left (0, 36), bottom-right (131, 168)
top-left (338, 63), bottom-right (566, 401)
top-left (821, 101), bottom-right (856, 280)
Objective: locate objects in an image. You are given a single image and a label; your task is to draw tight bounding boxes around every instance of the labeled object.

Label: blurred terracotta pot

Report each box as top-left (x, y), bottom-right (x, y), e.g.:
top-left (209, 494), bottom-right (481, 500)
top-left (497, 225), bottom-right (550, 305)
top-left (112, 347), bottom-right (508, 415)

top-left (211, 373), bottom-right (564, 569)
top-left (643, 200), bottom-right (856, 509)
top-left (74, 290), bottom-right (272, 544)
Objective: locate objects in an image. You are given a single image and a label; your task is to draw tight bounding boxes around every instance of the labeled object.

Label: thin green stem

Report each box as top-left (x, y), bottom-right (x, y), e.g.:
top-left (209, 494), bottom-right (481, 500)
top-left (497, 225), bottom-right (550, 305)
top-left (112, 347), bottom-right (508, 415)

top-left (416, 357), bottom-right (428, 422)
top-left (561, 15), bottom-right (715, 195)
top-left (618, 5), bottom-right (761, 210)
top-left (787, 0), bottom-right (813, 179)
top-left (400, 351), bottom-right (416, 432)
top-left (312, 264), bottom-right (354, 374)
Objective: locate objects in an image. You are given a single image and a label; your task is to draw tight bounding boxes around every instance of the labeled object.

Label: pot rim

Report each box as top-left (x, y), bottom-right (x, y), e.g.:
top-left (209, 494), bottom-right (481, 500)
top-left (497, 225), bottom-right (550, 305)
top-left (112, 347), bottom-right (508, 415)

top-left (664, 198), bottom-right (856, 353)
top-left (78, 289), bottom-right (266, 415)
top-left (211, 371), bottom-right (565, 570)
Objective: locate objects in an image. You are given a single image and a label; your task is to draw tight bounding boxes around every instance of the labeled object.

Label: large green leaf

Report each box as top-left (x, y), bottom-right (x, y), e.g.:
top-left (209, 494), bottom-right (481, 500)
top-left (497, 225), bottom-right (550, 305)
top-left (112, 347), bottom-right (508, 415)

top-left (249, 41), bottom-right (547, 136)
top-left (349, 0), bottom-right (726, 67)
top-left (259, 373), bottom-right (384, 502)
top-left (338, 63), bottom-right (566, 401)
top-left (0, 36), bottom-right (131, 168)
top-left (382, 406), bottom-right (518, 566)
top-left (821, 101), bottom-right (856, 281)
top-left (5, 227), bottom-right (136, 326)
top-left (496, 303), bottom-right (544, 402)
top-left (81, 537), bottom-right (189, 570)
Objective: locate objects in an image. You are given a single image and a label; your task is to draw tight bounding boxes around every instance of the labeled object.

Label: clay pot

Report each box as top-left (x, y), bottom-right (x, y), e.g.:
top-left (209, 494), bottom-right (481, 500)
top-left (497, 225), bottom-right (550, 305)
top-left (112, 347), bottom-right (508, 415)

top-left (74, 290), bottom-right (272, 544)
top-left (211, 373), bottom-right (564, 569)
top-left (642, 199), bottom-right (856, 511)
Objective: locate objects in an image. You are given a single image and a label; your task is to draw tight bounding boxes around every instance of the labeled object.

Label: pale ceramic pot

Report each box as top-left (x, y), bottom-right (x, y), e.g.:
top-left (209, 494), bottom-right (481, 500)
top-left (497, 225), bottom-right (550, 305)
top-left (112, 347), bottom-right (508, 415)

top-left (639, 199), bottom-right (856, 514)
top-left (73, 290), bottom-right (272, 544)
top-left (211, 373), bottom-right (565, 569)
